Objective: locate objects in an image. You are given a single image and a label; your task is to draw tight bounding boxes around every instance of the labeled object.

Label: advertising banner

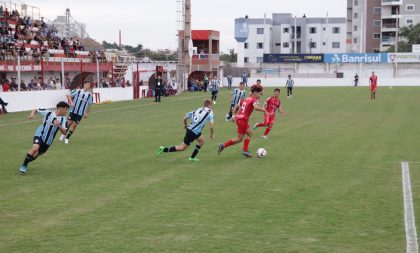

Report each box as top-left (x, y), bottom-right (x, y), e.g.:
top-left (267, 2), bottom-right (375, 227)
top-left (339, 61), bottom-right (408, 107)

top-left (388, 53), bottom-right (420, 63)
top-left (263, 54), bottom-right (324, 63)
top-left (324, 53), bottom-right (388, 63)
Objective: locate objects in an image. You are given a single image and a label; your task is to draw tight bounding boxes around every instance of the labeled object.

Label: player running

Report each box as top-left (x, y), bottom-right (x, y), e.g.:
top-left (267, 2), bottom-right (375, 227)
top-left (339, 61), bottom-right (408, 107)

top-left (210, 76), bottom-right (220, 104)
top-left (60, 81), bottom-right (93, 144)
top-left (252, 88), bottom-right (286, 139)
top-left (218, 84), bottom-right (269, 158)
top-left (225, 82), bottom-right (246, 121)
top-left (157, 99), bottom-right (215, 161)
top-left (369, 72), bottom-right (378, 100)
top-left (19, 102), bottom-right (69, 174)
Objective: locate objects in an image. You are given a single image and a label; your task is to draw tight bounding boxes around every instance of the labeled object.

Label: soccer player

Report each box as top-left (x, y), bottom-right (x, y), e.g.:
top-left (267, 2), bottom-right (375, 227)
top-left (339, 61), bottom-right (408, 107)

top-left (252, 88), bottom-right (286, 139)
top-left (225, 82), bottom-right (246, 121)
top-left (210, 76), bottom-right (220, 104)
top-left (369, 72), bottom-right (378, 100)
top-left (60, 81), bottom-right (93, 144)
top-left (285, 75), bottom-right (294, 98)
top-left (157, 99), bottom-right (215, 161)
top-left (19, 102), bottom-right (69, 174)
top-left (218, 84), bottom-right (269, 158)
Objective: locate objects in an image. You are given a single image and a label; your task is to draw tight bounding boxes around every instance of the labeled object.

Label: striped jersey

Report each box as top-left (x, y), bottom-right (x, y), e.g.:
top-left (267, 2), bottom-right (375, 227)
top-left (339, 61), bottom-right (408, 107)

top-left (230, 88), bottom-right (246, 105)
top-left (69, 89), bottom-right (93, 116)
top-left (286, 79), bottom-right (294, 88)
top-left (186, 107), bottom-right (214, 135)
top-left (210, 80), bottom-right (220, 91)
top-left (34, 109), bottom-right (67, 145)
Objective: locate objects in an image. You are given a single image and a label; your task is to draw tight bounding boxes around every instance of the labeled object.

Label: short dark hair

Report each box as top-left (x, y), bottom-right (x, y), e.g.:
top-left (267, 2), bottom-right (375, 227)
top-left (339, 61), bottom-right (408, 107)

top-left (251, 84), bottom-right (263, 93)
top-left (274, 88), bottom-right (280, 93)
top-left (56, 101), bottom-right (69, 108)
top-left (239, 82), bottom-right (244, 85)
top-left (257, 79), bottom-right (261, 82)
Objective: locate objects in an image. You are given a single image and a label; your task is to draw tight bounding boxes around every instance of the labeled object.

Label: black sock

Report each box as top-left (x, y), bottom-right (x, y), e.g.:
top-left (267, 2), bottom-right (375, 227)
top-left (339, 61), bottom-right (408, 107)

top-left (66, 130), bottom-right (73, 139)
top-left (164, 146), bottom-right (176, 153)
top-left (23, 154), bottom-right (35, 166)
top-left (190, 145), bottom-right (201, 158)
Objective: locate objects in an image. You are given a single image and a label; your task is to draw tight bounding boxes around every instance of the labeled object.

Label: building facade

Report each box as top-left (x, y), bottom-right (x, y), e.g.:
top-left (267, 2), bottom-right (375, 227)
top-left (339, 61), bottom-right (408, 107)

top-left (235, 13), bottom-right (346, 66)
top-left (347, 0), bottom-right (420, 52)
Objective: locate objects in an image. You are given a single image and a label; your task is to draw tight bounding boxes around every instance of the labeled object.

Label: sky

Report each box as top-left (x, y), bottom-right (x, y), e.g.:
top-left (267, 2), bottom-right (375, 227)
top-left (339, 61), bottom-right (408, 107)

top-left (26, 0), bottom-right (346, 52)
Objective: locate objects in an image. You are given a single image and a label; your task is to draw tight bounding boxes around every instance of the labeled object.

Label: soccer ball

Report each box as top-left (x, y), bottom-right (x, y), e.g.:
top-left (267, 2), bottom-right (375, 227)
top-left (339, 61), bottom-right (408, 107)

top-left (257, 148), bottom-right (267, 158)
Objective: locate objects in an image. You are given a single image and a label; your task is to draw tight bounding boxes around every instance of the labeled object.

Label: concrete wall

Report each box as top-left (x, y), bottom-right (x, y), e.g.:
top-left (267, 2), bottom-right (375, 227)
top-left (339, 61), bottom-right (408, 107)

top-left (1, 87), bottom-right (134, 113)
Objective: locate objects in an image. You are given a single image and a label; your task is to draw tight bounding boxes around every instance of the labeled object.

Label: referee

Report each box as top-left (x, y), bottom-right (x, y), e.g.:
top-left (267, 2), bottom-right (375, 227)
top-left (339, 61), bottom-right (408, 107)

top-left (285, 75), bottom-right (294, 99)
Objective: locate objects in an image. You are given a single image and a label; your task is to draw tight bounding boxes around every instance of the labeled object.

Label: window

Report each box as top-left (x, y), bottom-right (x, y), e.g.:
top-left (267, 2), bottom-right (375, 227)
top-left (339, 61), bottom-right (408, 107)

top-left (310, 42), bottom-right (317, 49)
top-left (244, 43), bottom-right (248, 49)
top-left (283, 27), bottom-right (289, 33)
top-left (354, 13), bottom-right (358, 19)
top-left (332, 42), bottom-right (340, 48)
top-left (309, 27), bottom-right (317, 34)
top-left (274, 43), bottom-right (281, 47)
top-left (257, 43), bottom-right (264, 49)
top-left (257, 28), bottom-right (264, 34)
top-left (332, 27), bottom-right (340, 34)
top-left (373, 7), bottom-right (381, 14)
top-left (354, 0), bottom-right (358, 6)
top-left (323, 42), bottom-right (326, 46)
top-left (244, 57), bottom-right (249, 63)
top-left (323, 27), bottom-right (326, 31)
top-left (373, 33), bottom-right (381, 39)
top-left (257, 57), bottom-right (263, 63)
top-left (406, 4), bottom-right (414, 11)
top-left (354, 26), bottom-right (358, 31)
top-left (373, 20), bottom-right (381, 27)
top-left (406, 19), bottom-right (413, 25)
top-left (353, 38), bottom-right (358, 44)
top-left (283, 42), bottom-right (289, 48)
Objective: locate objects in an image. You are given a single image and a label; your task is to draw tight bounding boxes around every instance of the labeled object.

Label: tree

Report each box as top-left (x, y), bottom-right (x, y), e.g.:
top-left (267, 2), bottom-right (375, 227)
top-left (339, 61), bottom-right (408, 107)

top-left (220, 49), bottom-right (237, 63)
top-left (102, 41), bottom-right (121, 50)
top-left (387, 23), bottom-right (420, 52)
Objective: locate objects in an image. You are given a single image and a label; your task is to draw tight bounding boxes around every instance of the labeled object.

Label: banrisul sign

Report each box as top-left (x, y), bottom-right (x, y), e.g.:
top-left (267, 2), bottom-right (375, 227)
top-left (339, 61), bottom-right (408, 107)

top-left (324, 53), bottom-right (388, 63)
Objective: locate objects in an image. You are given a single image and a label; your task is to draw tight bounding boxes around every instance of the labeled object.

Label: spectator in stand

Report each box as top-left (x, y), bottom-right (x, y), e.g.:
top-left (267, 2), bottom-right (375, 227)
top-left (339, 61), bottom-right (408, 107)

top-left (20, 79), bottom-right (28, 91)
top-left (2, 80), bottom-right (9, 92)
top-left (10, 78), bottom-right (18, 91)
top-left (55, 78), bottom-right (62, 90)
top-left (126, 80), bottom-right (131, 87)
top-left (0, 96), bottom-right (8, 113)
top-left (27, 79), bottom-right (37, 90)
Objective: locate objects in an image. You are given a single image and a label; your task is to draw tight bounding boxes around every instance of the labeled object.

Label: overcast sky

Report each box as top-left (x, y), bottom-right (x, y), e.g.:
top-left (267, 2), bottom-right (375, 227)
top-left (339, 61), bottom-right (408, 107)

top-left (27, 0), bottom-right (346, 52)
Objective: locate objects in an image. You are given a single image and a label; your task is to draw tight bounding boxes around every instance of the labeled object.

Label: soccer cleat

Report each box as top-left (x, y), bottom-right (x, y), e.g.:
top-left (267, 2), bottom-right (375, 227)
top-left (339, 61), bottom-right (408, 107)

top-left (218, 144), bottom-right (224, 155)
top-left (64, 139), bottom-right (69, 144)
top-left (261, 135), bottom-right (268, 139)
top-left (188, 158), bottom-right (200, 162)
top-left (252, 124), bottom-right (258, 131)
top-left (59, 134), bottom-right (65, 142)
top-left (225, 118), bottom-right (229, 122)
top-left (19, 165), bottom-right (27, 174)
top-left (156, 146), bottom-right (164, 157)
top-left (242, 151), bottom-right (253, 158)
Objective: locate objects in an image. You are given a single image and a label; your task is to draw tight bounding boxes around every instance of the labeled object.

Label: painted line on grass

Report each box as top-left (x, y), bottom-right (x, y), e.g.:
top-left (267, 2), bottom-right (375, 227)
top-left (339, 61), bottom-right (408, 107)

top-left (0, 95), bottom-right (201, 128)
top-left (401, 161), bottom-right (419, 253)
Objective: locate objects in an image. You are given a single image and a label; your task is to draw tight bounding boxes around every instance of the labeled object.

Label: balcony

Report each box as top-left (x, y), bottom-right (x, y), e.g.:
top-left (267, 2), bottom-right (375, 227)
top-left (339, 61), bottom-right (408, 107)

top-left (191, 54), bottom-right (220, 68)
top-left (382, 0), bottom-right (402, 6)
top-left (382, 23), bottom-right (398, 32)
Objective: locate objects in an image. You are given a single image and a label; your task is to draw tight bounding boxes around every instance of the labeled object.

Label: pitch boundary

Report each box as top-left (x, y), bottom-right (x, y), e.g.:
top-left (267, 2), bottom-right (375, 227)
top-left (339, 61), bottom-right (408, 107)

top-left (401, 161), bottom-right (419, 253)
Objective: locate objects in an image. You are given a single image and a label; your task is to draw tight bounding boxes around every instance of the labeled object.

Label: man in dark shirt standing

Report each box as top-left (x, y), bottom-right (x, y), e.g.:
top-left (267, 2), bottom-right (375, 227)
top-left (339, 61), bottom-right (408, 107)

top-left (155, 74), bottom-right (163, 102)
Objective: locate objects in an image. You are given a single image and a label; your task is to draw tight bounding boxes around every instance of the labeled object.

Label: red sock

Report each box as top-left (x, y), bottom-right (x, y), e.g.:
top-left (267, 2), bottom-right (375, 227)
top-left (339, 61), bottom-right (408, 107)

top-left (243, 138), bottom-right (250, 152)
top-left (256, 122), bottom-right (265, 127)
top-left (224, 139), bottom-right (234, 148)
top-left (264, 127), bottom-right (272, 136)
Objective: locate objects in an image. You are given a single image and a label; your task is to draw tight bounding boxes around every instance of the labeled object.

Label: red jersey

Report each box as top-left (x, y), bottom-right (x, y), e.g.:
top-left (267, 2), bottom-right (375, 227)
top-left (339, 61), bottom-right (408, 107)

top-left (370, 75), bottom-right (378, 86)
top-left (265, 96), bottom-right (281, 115)
top-left (237, 97), bottom-right (259, 121)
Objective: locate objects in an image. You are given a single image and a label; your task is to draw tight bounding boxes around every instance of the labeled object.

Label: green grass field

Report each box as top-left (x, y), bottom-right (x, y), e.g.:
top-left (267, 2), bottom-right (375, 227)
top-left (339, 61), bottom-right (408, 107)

top-left (1, 87), bottom-right (420, 252)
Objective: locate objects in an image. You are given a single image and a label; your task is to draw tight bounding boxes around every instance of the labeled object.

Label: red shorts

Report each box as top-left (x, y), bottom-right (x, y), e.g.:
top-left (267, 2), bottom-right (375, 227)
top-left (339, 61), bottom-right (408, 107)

top-left (264, 114), bottom-right (276, 125)
top-left (236, 119), bottom-right (250, 135)
top-left (371, 85), bottom-right (377, 92)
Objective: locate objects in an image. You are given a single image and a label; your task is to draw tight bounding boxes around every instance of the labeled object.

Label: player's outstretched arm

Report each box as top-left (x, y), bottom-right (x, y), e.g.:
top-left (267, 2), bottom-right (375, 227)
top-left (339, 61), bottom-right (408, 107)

top-left (84, 105), bottom-right (92, 118)
top-left (209, 122), bottom-right (215, 141)
top-left (27, 109), bottom-right (37, 120)
top-left (231, 103), bottom-right (240, 121)
top-left (254, 102), bottom-right (269, 114)
top-left (279, 106), bottom-right (287, 115)
top-left (183, 116), bottom-right (189, 129)
top-left (66, 94), bottom-right (74, 107)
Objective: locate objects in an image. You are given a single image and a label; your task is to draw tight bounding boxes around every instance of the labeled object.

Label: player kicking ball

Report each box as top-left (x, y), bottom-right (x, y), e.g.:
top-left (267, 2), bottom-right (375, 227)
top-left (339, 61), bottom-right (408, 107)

top-left (252, 88), bottom-right (286, 139)
top-left (60, 81), bottom-right (93, 144)
top-left (19, 102), bottom-right (69, 174)
top-left (157, 99), bottom-right (215, 161)
top-left (218, 84), bottom-right (269, 158)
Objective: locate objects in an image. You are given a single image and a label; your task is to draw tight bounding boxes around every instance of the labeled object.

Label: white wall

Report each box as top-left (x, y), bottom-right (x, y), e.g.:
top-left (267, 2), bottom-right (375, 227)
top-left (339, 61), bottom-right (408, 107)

top-left (1, 87), bottom-right (134, 113)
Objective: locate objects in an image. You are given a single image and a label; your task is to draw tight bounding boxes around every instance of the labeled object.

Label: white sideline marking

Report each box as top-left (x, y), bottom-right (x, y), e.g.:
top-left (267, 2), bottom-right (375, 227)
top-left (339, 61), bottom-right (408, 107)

top-left (0, 95), bottom-right (200, 128)
top-left (402, 161), bottom-right (419, 253)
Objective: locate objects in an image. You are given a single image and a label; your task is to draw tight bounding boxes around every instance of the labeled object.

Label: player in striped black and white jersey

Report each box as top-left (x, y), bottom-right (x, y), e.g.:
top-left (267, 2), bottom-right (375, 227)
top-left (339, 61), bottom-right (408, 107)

top-left (19, 102), bottom-right (69, 174)
top-left (225, 82), bottom-right (246, 121)
top-left (60, 81), bottom-right (93, 144)
top-left (209, 77), bottom-right (220, 104)
top-left (157, 99), bottom-right (215, 161)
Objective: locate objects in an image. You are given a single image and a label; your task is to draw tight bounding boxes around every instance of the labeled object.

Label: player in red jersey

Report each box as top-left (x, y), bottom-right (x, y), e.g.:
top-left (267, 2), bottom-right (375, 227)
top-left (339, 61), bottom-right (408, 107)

top-left (218, 84), bottom-right (269, 158)
top-left (252, 88), bottom-right (286, 139)
top-left (369, 72), bottom-right (378, 100)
